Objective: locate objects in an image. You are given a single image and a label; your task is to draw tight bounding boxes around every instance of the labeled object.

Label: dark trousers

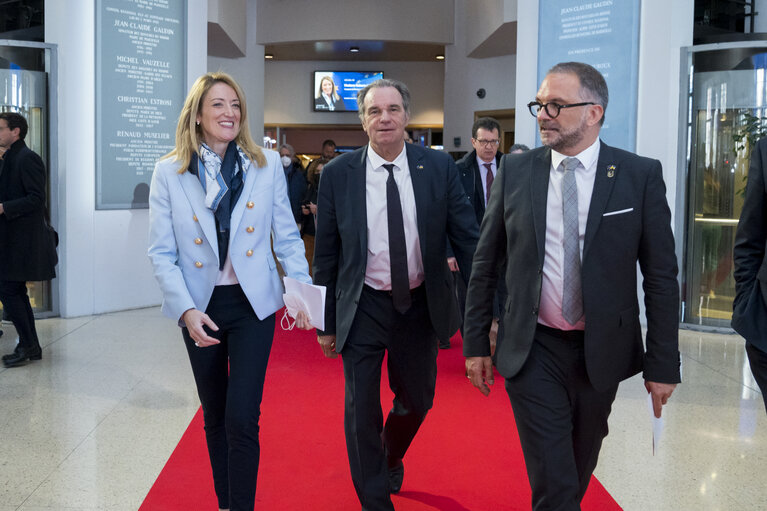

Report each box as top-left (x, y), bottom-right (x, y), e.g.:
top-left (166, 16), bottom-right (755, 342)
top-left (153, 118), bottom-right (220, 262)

top-left (746, 342), bottom-right (767, 414)
top-left (505, 325), bottom-right (618, 511)
top-left (453, 271), bottom-right (467, 336)
top-left (341, 285), bottom-right (438, 511)
top-left (181, 284), bottom-right (275, 511)
top-left (453, 263), bottom-right (506, 337)
top-left (0, 280), bottom-right (40, 352)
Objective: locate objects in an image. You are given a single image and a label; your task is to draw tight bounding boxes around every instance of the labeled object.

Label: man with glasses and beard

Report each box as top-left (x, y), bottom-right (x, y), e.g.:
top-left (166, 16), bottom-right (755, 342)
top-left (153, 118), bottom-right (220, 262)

top-left (463, 62), bottom-right (681, 510)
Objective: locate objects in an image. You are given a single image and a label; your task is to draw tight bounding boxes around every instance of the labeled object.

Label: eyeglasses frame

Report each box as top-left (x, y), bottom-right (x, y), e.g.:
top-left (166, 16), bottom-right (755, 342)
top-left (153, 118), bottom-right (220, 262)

top-left (526, 101), bottom-right (596, 119)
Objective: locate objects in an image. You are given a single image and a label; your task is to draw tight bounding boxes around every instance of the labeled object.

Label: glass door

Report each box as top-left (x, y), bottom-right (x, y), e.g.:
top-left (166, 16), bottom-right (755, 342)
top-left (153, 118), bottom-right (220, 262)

top-left (682, 46), bottom-right (767, 328)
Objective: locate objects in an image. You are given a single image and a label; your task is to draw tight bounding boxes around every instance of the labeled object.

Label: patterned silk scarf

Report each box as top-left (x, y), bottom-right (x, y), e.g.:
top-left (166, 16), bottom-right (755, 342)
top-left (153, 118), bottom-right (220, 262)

top-left (190, 141), bottom-right (250, 269)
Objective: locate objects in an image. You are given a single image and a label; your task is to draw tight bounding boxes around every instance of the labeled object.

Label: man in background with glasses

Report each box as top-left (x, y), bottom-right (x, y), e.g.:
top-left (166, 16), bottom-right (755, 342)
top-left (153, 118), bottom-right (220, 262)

top-left (463, 62), bottom-right (681, 510)
top-left (448, 117), bottom-right (507, 351)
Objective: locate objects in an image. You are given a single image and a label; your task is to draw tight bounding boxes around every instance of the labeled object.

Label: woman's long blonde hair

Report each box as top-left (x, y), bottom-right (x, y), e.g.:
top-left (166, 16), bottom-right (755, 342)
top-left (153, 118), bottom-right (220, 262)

top-left (317, 75), bottom-right (341, 102)
top-left (164, 71), bottom-right (266, 172)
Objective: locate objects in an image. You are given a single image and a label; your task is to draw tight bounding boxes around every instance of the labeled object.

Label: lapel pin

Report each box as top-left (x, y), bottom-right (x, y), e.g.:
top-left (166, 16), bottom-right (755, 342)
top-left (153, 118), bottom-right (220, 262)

top-left (416, 164), bottom-right (424, 170)
top-left (607, 165), bottom-right (616, 178)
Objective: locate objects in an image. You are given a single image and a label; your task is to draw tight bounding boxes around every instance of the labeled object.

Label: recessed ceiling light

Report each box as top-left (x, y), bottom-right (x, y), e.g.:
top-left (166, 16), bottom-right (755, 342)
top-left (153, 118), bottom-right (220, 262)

top-left (436, 54), bottom-right (445, 60)
top-left (350, 46), bottom-right (360, 53)
top-left (264, 53), bottom-right (274, 59)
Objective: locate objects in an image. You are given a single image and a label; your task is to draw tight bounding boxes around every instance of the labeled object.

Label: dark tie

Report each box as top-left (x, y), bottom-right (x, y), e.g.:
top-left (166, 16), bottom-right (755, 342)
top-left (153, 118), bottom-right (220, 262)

top-left (484, 163), bottom-right (494, 204)
top-left (383, 163), bottom-right (411, 314)
top-left (560, 157), bottom-right (583, 325)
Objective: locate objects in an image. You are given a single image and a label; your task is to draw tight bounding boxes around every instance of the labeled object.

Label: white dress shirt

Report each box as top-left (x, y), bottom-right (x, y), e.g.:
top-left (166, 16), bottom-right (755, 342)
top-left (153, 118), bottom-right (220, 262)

top-left (476, 155), bottom-right (496, 207)
top-left (364, 144), bottom-right (424, 290)
top-left (321, 93), bottom-right (335, 111)
top-left (538, 138), bottom-right (600, 331)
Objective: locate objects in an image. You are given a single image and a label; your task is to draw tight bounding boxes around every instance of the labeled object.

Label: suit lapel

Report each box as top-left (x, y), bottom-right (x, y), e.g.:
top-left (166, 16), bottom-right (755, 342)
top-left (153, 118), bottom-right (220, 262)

top-left (350, 148), bottom-right (368, 258)
top-left (178, 170), bottom-right (218, 255)
top-left (583, 141), bottom-right (618, 259)
top-left (531, 148), bottom-right (551, 268)
top-left (407, 145), bottom-right (428, 256)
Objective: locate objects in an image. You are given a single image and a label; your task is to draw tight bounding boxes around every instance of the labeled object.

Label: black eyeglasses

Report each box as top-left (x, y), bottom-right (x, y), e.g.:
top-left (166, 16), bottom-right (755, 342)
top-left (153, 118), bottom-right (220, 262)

top-left (527, 101), bottom-right (595, 118)
top-left (473, 138), bottom-right (500, 147)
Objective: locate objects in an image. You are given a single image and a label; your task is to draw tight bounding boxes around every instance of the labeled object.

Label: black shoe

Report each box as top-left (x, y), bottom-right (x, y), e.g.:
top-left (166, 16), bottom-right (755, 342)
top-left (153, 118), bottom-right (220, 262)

top-left (3, 346), bottom-right (42, 367)
top-left (2, 343), bottom-right (23, 362)
top-left (388, 460), bottom-right (404, 494)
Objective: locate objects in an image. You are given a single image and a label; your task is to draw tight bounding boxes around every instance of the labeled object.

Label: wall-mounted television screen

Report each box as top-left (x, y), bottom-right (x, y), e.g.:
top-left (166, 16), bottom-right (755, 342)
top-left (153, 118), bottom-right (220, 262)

top-left (313, 71), bottom-right (384, 112)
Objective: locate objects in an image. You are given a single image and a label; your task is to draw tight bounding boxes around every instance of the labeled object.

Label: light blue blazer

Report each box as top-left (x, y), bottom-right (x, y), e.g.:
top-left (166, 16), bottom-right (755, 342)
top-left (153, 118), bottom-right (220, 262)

top-left (148, 148), bottom-right (311, 325)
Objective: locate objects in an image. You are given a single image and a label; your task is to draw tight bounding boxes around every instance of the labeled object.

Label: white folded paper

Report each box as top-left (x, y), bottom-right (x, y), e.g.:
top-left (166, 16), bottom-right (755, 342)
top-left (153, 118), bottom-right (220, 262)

top-left (646, 392), bottom-right (664, 455)
top-left (283, 277), bottom-right (326, 330)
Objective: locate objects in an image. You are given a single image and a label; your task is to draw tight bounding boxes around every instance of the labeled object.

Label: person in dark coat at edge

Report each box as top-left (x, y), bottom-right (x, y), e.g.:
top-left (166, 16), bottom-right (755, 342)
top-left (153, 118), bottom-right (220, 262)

top-left (0, 112), bottom-right (58, 368)
top-left (279, 143), bottom-right (308, 226)
top-left (448, 116), bottom-right (507, 350)
top-left (732, 135), bottom-right (767, 414)
top-left (300, 157), bottom-right (327, 276)
top-left (0, 144), bottom-right (5, 340)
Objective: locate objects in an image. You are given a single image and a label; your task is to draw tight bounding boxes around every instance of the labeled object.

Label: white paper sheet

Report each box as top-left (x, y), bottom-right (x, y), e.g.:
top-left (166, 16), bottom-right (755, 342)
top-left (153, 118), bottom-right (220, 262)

top-left (283, 277), bottom-right (326, 331)
top-left (646, 392), bottom-right (665, 455)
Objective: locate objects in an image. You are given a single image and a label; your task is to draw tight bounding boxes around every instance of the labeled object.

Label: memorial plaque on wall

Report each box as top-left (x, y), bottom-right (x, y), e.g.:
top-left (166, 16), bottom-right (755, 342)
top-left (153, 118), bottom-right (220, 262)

top-left (537, 0), bottom-right (640, 152)
top-left (96, 0), bottom-right (186, 209)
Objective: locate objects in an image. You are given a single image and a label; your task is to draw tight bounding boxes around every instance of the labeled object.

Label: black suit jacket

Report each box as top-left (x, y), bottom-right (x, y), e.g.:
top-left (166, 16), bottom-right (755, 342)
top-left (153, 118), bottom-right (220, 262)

top-left (463, 141), bottom-right (681, 391)
top-left (313, 143), bottom-right (479, 350)
top-left (451, 149), bottom-right (506, 319)
top-left (314, 96), bottom-right (347, 111)
top-left (455, 149), bottom-right (504, 227)
top-left (733, 137), bottom-right (767, 351)
top-left (0, 139), bottom-right (57, 282)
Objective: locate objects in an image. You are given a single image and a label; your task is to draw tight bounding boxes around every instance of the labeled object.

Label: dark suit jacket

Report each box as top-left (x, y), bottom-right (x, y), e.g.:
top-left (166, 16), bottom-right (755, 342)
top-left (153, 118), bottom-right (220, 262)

top-left (455, 149), bottom-right (504, 227)
top-left (0, 139), bottom-right (57, 282)
top-left (313, 143), bottom-right (479, 351)
top-left (733, 137), bottom-right (767, 351)
top-left (284, 163), bottom-right (308, 223)
top-left (463, 141), bottom-right (681, 391)
top-left (451, 149), bottom-right (506, 319)
top-left (314, 96), bottom-right (347, 111)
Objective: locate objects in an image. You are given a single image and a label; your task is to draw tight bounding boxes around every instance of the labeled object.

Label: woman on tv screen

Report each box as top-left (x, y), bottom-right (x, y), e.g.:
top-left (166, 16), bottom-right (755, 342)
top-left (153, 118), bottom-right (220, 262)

top-left (314, 75), bottom-right (346, 111)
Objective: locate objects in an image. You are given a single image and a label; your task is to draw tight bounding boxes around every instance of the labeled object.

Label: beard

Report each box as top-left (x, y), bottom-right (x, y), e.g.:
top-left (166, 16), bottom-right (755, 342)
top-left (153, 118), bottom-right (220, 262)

top-left (539, 116), bottom-right (587, 153)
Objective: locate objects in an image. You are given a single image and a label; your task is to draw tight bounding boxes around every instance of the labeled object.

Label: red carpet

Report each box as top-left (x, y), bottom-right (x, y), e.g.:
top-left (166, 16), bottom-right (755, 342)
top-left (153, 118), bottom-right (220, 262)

top-left (141, 319), bottom-right (622, 510)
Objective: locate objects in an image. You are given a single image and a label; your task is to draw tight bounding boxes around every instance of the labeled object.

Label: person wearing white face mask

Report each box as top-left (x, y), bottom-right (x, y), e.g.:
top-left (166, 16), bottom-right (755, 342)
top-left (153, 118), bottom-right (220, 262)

top-left (279, 143), bottom-right (307, 227)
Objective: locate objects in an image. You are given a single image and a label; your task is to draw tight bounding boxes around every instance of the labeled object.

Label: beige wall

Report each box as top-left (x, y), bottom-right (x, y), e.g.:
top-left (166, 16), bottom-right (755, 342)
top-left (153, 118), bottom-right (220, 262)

top-left (256, 0), bottom-right (453, 44)
top-left (464, 0), bottom-right (517, 54)
top-left (208, 0), bottom-right (265, 149)
top-left (208, 0), bottom-right (247, 55)
top-left (443, 0), bottom-right (517, 153)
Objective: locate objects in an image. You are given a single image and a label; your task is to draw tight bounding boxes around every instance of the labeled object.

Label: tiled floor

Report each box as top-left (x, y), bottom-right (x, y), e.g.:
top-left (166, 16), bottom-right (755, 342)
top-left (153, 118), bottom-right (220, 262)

top-left (0, 309), bottom-right (764, 510)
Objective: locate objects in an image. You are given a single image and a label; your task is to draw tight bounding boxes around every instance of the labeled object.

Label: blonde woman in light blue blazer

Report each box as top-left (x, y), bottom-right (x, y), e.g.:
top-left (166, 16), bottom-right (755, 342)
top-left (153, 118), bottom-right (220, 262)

top-left (148, 72), bottom-right (311, 511)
